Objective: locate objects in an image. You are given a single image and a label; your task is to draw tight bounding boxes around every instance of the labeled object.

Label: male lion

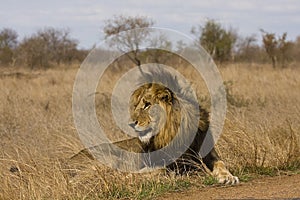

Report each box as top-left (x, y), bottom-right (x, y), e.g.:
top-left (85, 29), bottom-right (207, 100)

top-left (73, 69), bottom-right (239, 185)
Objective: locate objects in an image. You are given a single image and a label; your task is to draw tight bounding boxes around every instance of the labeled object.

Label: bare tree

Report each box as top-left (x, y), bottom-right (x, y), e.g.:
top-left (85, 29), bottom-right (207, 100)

top-left (261, 30), bottom-right (292, 68)
top-left (37, 27), bottom-right (78, 65)
top-left (235, 34), bottom-right (263, 63)
top-left (103, 15), bottom-right (154, 66)
top-left (261, 30), bottom-right (278, 68)
top-left (277, 33), bottom-right (293, 68)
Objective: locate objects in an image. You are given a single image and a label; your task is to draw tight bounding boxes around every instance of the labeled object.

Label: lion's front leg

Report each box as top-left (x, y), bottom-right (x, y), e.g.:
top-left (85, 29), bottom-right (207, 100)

top-left (212, 160), bottom-right (239, 185)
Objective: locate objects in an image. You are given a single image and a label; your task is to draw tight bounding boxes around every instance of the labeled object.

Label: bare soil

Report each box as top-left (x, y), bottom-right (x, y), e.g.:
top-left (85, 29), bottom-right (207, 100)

top-left (159, 174), bottom-right (300, 199)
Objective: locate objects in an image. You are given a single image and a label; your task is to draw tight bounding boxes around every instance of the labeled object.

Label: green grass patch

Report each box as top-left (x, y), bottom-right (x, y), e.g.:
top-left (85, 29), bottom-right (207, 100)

top-left (97, 179), bottom-right (192, 200)
top-left (203, 176), bottom-right (218, 186)
top-left (136, 179), bottom-right (191, 200)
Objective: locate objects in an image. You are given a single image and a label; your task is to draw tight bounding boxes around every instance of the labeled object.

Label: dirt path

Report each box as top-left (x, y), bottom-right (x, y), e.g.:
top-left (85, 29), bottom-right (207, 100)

top-left (158, 174), bottom-right (300, 199)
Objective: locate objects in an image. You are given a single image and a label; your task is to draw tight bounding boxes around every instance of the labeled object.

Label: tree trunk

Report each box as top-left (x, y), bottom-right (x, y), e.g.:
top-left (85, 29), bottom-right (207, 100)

top-left (271, 56), bottom-right (277, 68)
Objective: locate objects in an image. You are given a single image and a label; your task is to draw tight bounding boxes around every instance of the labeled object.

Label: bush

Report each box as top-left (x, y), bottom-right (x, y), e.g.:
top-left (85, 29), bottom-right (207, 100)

top-left (16, 28), bottom-right (79, 69)
top-left (191, 19), bottom-right (237, 64)
top-left (0, 28), bottom-right (18, 66)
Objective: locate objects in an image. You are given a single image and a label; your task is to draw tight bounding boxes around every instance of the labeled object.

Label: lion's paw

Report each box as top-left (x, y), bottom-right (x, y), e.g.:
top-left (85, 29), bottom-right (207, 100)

top-left (216, 173), bottom-right (239, 185)
top-left (212, 161), bottom-right (239, 185)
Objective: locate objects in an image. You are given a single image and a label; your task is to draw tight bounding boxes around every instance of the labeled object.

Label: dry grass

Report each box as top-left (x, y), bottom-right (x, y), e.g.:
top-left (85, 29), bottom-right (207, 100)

top-left (218, 64), bottom-right (300, 174)
top-left (0, 63), bottom-right (300, 199)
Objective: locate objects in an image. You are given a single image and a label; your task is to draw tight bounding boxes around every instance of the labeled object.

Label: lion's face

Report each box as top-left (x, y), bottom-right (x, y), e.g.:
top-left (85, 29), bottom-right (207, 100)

top-left (129, 83), bottom-right (173, 143)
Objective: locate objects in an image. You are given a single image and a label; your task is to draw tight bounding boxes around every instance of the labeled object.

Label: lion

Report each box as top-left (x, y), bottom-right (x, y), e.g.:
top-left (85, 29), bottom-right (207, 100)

top-left (128, 80), bottom-right (238, 184)
top-left (72, 69), bottom-right (239, 185)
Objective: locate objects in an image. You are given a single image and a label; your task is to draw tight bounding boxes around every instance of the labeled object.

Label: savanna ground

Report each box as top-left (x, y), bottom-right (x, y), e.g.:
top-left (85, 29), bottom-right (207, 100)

top-left (0, 62), bottom-right (300, 199)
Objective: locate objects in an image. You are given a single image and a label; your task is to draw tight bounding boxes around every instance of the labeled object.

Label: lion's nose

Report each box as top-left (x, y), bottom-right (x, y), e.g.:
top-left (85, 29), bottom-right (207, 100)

top-left (129, 122), bottom-right (137, 129)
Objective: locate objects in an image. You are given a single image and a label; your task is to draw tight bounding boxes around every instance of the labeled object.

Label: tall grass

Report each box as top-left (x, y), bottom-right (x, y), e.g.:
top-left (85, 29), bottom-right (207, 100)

top-left (0, 63), bottom-right (299, 199)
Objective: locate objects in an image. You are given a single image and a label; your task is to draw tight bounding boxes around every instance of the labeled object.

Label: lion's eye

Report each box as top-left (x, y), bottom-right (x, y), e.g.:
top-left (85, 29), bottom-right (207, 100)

top-left (144, 101), bottom-right (151, 109)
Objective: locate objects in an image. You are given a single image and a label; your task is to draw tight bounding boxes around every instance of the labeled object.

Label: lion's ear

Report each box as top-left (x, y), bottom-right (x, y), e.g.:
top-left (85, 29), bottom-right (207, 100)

top-left (158, 89), bottom-right (173, 103)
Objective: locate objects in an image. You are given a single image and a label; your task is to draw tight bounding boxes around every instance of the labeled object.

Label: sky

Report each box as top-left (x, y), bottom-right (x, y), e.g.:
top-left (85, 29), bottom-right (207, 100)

top-left (1, 0), bottom-right (300, 49)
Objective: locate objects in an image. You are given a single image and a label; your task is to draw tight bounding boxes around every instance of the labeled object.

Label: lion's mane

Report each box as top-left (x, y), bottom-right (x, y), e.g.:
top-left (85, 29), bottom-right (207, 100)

top-left (129, 68), bottom-right (210, 170)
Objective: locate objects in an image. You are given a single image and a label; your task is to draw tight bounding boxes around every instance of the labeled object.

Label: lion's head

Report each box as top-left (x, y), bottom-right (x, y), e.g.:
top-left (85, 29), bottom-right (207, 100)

top-left (127, 67), bottom-right (210, 156)
top-left (129, 80), bottom-right (200, 151)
